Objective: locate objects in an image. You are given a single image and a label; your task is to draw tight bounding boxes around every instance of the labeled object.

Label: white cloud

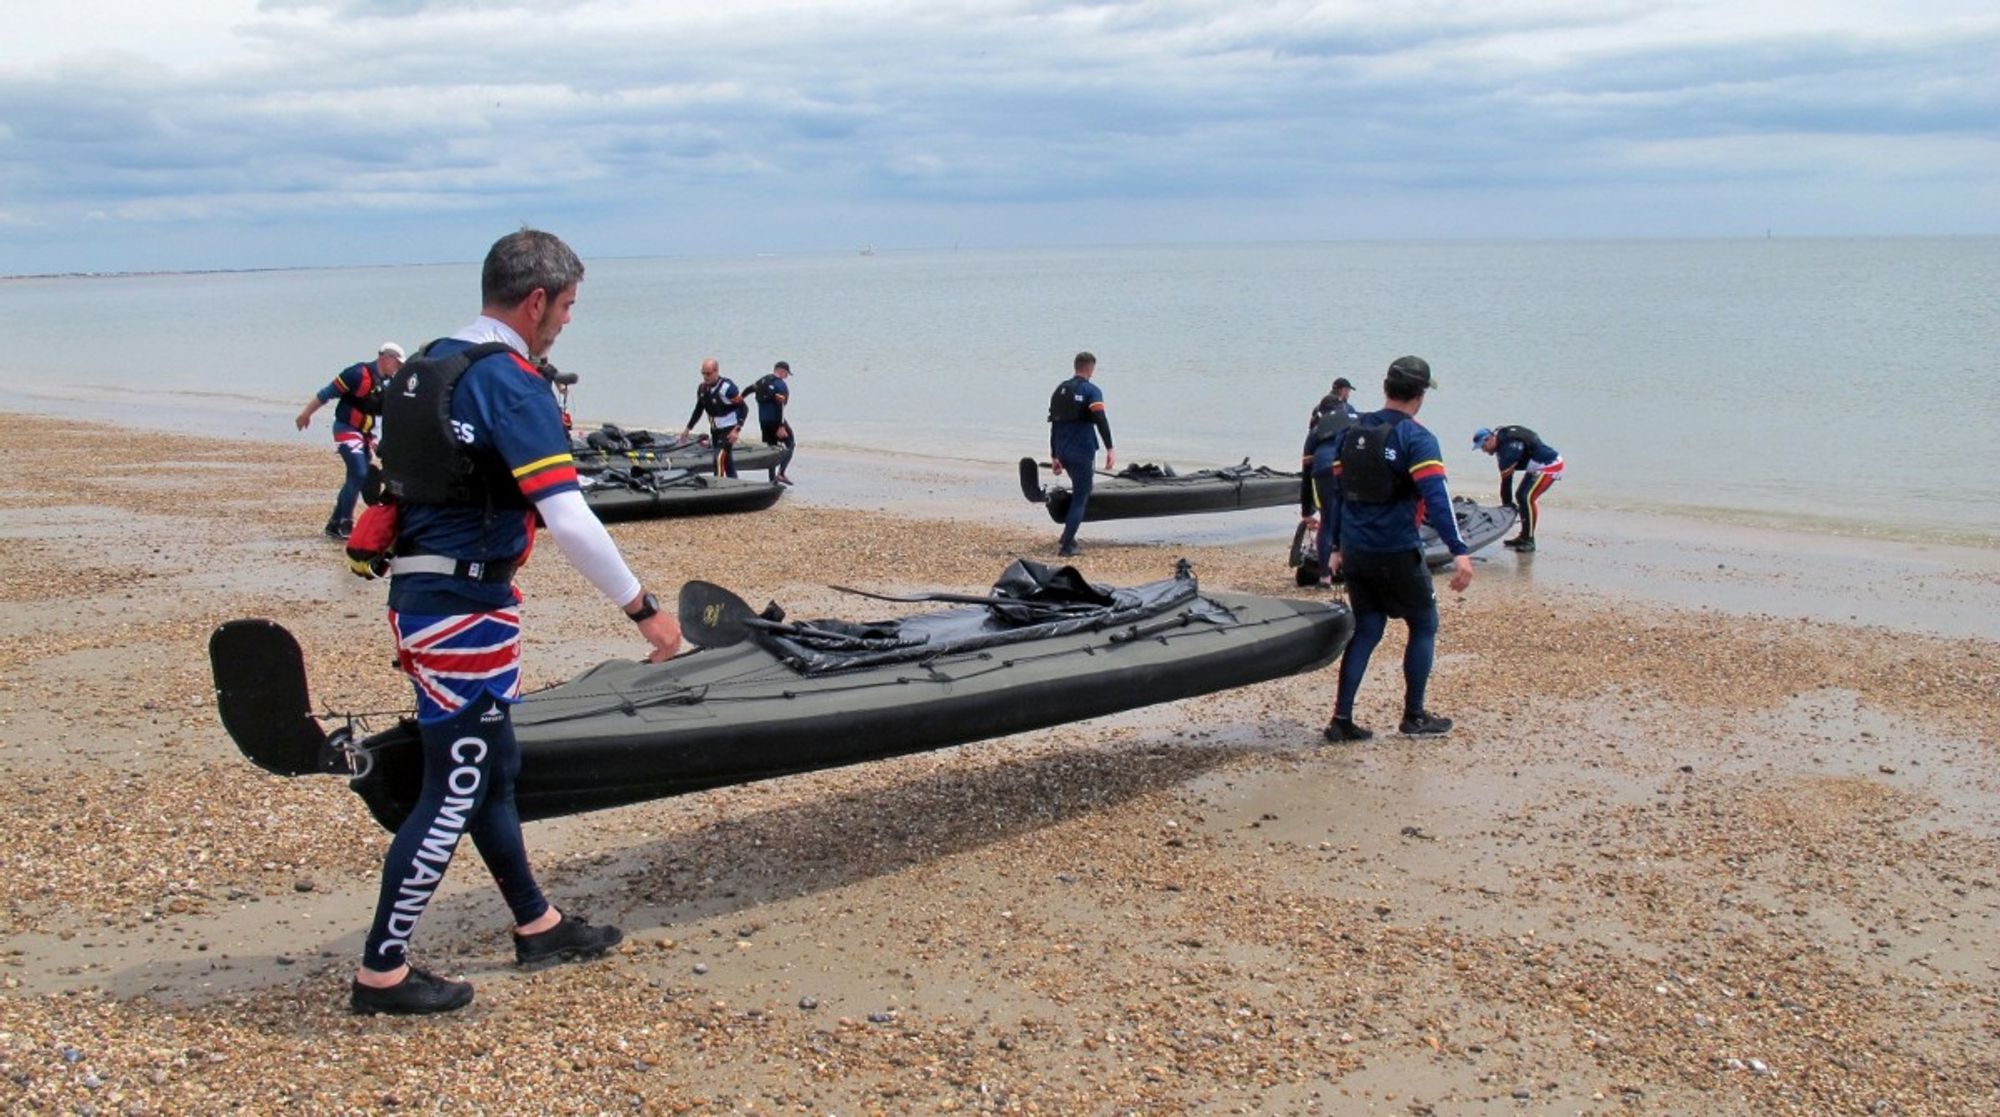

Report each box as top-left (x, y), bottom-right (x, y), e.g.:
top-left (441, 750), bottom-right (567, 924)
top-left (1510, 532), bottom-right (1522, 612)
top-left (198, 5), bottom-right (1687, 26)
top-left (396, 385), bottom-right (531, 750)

top-left (1, 0), bottom-right (1995, 272)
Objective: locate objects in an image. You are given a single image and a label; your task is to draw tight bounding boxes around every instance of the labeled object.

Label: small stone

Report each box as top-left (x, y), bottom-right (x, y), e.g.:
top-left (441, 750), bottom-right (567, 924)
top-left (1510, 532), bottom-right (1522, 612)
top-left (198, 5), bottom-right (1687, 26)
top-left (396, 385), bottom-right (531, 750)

top-left (798, 996), bottom-right (819, 1010)
top-left (867, 1011), bottom-right (894, 1024)
top-left (60, 1046), bottom-right (84, 1064)
top-left (293, 879), bottom-right (316, 893)
top-left (692, 963), bottom-right (709, 975)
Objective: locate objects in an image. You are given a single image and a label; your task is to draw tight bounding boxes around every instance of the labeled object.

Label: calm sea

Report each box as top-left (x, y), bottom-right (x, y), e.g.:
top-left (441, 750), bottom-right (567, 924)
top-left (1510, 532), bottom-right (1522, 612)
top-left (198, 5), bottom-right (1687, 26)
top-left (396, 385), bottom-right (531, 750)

top-left (3, 238), bottom-right (1995, 545)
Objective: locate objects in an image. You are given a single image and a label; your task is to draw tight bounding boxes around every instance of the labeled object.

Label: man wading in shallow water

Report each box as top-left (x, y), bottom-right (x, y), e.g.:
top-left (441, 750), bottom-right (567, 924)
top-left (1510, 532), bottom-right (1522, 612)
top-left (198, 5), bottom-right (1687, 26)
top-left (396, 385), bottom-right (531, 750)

top-left (351, 229), bottom-right (682, 1016)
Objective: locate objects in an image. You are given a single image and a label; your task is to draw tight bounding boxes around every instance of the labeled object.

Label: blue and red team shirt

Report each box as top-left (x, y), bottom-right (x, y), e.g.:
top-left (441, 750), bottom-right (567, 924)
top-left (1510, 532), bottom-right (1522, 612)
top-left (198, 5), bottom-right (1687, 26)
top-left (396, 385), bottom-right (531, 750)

top-left (1049, 377), bottom-right (1110, 463)
top-left (317, 360), bottom-right (385, 441)
top-left (1328, 410), bottom-right (1469, 557)
top-left (754, 375), bottom-right (790, 427)
top-left (389, 335), bottom-right (579, 616)
top-left (1495, 432), bottom-right (1561, 473)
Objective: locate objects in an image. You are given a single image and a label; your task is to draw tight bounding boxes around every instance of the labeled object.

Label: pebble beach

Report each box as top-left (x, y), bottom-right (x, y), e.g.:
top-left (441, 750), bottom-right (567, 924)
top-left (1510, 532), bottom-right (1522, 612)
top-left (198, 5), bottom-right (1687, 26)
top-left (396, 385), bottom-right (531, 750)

top-left (1, 409), bottom-right (1997, 1115)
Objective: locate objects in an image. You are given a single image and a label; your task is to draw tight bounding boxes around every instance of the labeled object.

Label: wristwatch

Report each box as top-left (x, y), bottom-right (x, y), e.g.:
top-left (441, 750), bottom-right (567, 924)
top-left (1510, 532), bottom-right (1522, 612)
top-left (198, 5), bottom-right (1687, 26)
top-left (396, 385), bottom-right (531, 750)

top-left (626, 591), bottom-right (661, 624)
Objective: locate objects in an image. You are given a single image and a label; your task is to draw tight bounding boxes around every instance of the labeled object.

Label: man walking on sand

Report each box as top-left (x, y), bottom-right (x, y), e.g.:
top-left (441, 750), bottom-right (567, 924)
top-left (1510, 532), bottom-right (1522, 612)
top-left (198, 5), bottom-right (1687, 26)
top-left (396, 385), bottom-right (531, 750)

top-left (296, 342), bottom-right (402, 539)
top-left (352, 228), bottom-right (683, 1016)
top-left (1047, 351), bottom-right (1115, 558)
top-left (1321, 356), bottom-right (1473, 743)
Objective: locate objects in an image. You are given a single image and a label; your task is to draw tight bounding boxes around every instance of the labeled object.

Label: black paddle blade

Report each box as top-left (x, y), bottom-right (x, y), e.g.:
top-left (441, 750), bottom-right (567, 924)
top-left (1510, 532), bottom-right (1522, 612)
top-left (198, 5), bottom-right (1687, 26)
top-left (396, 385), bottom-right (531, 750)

top-left (209, 619), bottom-right (330, 777)
top-left (678, 581), bottom-right (758, 648)
top-left (1017, 457), bottom-right (1047, 503)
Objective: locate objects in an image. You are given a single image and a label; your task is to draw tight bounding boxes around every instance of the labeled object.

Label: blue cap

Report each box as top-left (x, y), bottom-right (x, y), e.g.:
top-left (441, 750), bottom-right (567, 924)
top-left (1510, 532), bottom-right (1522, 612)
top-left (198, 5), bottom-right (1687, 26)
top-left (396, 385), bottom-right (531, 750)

top-left (1472, 427), bottom-right (1493, 448)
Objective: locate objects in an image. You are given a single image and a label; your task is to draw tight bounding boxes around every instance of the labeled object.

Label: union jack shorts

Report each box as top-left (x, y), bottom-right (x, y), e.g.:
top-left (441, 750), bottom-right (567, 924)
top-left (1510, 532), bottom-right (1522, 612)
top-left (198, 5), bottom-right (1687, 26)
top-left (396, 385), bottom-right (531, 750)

top-left (388, 608), bottom-right (523, 724)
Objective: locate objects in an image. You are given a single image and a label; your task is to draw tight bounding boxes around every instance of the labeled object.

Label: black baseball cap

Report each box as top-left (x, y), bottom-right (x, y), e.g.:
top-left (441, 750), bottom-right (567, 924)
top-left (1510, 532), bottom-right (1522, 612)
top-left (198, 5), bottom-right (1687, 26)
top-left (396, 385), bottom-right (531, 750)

top-left (1385, 355), bottom-right (1436, 390)
top-left (1331, 377), bottom-right (1353, 390)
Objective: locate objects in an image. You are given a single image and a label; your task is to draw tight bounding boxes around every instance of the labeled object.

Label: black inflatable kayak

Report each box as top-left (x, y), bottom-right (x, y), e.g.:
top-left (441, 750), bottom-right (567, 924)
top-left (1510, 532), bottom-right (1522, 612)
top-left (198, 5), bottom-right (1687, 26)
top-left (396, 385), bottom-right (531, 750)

top-left (1289, 497), bottom-right (1519, 584)
top-left (580, 466), bottom-right (784, 522)
top-left (571, 425), bottom-right (783, 475)
top-left (210, 561), bottom-right (1354, 832)
top-left (1020, 458), bottom-right (1300, 522)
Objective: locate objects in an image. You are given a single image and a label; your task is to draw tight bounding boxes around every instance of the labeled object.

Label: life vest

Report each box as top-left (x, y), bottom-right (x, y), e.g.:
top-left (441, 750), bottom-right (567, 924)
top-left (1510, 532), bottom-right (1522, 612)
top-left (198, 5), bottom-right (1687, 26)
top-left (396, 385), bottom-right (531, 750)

top-left (377, 340), bottom-right (530, 509)
top-left (1494, 424), bottom-right (1543, 455)
top-left (352, 364), bottom-right (386, 416)
top-left (696, 379), bottom-right (747, 423)
top-left (751, 374), bottom-right (785, 404)
top-left (1337, 415), bottom-right (1416, 505)
top-left (1048, 377), bottom-right (1089, 423)
top-left (1308, 407), bottom-right (1354, 449)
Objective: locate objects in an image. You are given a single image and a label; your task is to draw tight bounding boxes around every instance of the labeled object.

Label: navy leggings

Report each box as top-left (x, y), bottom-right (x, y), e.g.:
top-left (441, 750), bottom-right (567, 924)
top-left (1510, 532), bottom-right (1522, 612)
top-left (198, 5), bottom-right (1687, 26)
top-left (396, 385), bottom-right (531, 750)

top-left (361, 697), bottom-right (549, 973)
top-left (1334, 603), bottom-right (1440, 721)
top-left (1058, 455), bottom-right (1095, 548)
top-left (330, 439), bottom-right (370, 528)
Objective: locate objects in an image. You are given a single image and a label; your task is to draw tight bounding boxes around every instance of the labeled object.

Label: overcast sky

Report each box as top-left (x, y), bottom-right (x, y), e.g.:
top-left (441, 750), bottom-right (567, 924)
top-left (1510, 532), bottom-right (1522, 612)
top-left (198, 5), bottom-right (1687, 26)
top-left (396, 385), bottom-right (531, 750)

top-left (4, 0), bottom-right (1996, 273)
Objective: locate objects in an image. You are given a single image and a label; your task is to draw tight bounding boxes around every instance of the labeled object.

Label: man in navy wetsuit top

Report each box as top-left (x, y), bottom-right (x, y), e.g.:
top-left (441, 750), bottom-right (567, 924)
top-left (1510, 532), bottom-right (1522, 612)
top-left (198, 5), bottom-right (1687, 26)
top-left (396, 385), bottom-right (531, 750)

top-left (1474, 425), bottom-right (1565, 553)
top-left (750, 360), bottom-right (795, 484)
top-left (678, 357), bottom-right (748, 477)
top-left (1322, 356), bottom-right (1474, 743)
top-left (352, 229), bottom-right (683, 1016)
top-left (1299, 377), bottom-right (1362, 580)
top-left (1047, 351), bottom-right (1115, 557)
top-left (296, 342), bottom-right (402, 539)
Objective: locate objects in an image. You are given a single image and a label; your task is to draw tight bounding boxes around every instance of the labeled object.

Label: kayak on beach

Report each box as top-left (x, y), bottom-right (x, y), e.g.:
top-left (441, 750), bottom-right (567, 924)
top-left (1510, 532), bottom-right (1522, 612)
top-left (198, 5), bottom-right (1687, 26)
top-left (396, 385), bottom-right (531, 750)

top-left (579, 465), bottom-right (784, 522)
top-left (571, 424), bottom-right (784, 475)
top-left (209, 559), bottom-right (1355, 833)
top-left (1018, 457), bottom-right (1301, 522)
top-left (1288, 496), bottom-right (1519, 585)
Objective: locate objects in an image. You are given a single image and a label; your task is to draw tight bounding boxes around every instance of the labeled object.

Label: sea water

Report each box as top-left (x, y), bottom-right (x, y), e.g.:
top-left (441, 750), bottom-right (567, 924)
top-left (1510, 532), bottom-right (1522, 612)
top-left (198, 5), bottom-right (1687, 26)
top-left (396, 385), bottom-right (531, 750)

top-left (2, 237), bottom-right (1994, 545)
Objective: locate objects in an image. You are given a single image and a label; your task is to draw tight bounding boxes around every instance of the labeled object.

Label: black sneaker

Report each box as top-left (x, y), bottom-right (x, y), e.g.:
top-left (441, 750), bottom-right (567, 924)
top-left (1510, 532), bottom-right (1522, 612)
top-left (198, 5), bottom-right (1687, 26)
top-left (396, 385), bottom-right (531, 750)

top-left (514, 912), bottom-right (624, 970)
top-left (350, 966), bottom-right (475, 1016)
top-left (323, 523), bottom-right (351, 541)
top-left (1057, 544), bottom-right (1082, 558)
top-left (1512, 539), bottom-right (1536, 553)
top-left (1323, 717), bottom-right (1373, 743)
top-left (1501, 536), bottom-right (1526, 549)
top-left (1399, 711), bottom-right (1454, 736)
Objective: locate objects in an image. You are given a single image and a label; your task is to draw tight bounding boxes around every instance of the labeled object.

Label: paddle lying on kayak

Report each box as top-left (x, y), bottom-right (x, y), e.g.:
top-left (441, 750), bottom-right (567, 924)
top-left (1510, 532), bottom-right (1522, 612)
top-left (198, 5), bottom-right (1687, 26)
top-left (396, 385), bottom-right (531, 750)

top-left (210, 560), bottom-right (1354, 832)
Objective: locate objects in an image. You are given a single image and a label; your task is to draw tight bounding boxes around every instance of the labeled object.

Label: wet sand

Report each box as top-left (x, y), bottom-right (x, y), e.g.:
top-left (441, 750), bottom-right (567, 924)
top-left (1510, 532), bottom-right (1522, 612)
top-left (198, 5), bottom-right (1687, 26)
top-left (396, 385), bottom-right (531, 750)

top-left (1, 410), bottom-right (1996, 1115)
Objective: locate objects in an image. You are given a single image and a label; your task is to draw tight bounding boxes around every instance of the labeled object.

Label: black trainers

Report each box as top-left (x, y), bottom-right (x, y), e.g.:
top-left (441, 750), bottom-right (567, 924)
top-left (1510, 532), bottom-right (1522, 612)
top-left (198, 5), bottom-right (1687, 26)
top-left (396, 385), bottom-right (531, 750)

top-left (1399, 711), bottom-right (1454, 736)
top-left (1512, 539), bottom-right (1536, 553)
top-left (323, 522), bottom-right (351, 541)
top-left (350, 966), bottom-right (475, 1016)
top-left (1057, 544), bottom-right (1082, 558)
top-left (514, 911), bottom-right (624, 970)
top-left (1501, 536), bottom-right (1526, 549)
top-left (1323, 717), bottom-right (1374, 743)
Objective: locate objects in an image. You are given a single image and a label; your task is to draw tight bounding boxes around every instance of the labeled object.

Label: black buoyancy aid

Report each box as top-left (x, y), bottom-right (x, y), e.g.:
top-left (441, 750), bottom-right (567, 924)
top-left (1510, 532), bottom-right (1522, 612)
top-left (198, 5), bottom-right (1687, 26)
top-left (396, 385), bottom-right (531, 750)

top-left (1308, 407), bottom-right (1354, 449)
top-left (697, 379), bottom-right (747, 419)
top-left (751, 374), bottom-right (783, 403)
top-left (351, 364), bottom-right (387, 416)
top-left (378, 340), bottom-right (527, 508)
top-left (1337, 414), bottom-right (1416, 504)
top-left (1494, 424), bottom-right (1543, 454)
top-left (1047, 377), bottom-right (1088, 423)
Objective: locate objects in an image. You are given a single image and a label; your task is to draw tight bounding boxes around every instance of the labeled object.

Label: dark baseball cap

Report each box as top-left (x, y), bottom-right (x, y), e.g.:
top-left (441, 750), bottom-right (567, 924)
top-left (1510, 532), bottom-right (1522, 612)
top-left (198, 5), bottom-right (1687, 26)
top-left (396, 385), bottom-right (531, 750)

top-left (1331, 377), bottom-right (1353, 390)
top-left (1385, 355), bottom-right (1436, 390)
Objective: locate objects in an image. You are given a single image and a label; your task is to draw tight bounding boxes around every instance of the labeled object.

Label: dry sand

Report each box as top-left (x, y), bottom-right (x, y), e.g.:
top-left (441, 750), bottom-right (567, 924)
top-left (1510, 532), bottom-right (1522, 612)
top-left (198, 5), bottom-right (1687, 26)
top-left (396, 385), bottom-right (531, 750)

top-left (1, 411), bottom-right (1996, 1115)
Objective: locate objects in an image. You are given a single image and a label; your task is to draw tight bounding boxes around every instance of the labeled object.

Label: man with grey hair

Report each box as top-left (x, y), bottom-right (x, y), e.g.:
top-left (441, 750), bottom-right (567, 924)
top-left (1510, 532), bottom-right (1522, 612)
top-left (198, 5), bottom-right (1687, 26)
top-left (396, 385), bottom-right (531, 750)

top-left (352, 228), bottom-right (683, 1015)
